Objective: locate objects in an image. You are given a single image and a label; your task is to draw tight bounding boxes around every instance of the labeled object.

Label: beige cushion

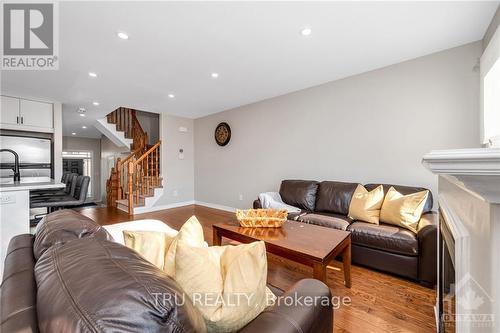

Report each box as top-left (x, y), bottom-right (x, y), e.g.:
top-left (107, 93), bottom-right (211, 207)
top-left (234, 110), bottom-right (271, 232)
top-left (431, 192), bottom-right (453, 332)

top-left (104, 219), bottom-right (178, 245)
top-left (348, 184), bottom-right (384, 224)
top-left (380, 187), bottom-right (429, 232)
top-left (123, 230), bottom-right (175, 269)
top-left (175, 241), bottom-right (276, 333)
top-left (163, 215), bottom-right (205, 277)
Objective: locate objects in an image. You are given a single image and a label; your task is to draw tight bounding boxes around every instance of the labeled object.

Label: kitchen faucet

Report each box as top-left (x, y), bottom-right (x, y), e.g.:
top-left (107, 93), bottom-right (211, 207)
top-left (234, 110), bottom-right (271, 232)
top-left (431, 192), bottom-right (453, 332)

top-left (0, 149), bottom-right (21, 181)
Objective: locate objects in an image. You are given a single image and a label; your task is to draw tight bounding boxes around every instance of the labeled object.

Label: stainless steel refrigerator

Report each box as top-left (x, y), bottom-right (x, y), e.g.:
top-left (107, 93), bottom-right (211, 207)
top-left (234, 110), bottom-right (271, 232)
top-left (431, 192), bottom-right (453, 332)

top-left (0, 135), bottom-right (52, 178)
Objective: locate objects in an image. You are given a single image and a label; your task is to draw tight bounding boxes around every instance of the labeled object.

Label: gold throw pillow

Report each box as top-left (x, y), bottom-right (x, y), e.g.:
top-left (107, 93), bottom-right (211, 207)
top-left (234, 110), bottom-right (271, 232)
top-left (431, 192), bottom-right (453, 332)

top-left (348, 184), bottom-right (384, 224)
top-left (163, 215), bottom-right (205, 277)
top-left (122, 230), bottom-right (175, 269)
top-left (380, 187), bottom-right (429, 232)
top-left (175, 240), bottom-right (276, 333)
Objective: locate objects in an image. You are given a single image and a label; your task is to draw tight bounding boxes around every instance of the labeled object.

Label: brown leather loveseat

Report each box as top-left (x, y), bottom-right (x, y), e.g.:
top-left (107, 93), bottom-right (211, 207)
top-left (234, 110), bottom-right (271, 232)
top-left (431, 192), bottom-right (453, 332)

top-left (1, 210), bottom-right (333, 333)
top-left (254, 180), bottom-right (437, 286)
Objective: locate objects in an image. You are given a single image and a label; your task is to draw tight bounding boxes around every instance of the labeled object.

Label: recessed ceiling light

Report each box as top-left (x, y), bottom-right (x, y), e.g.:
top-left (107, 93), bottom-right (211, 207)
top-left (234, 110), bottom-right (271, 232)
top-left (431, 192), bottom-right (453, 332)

top-left (211, 72), bottom-right (219, 78)
top-left (300, 27), bottom-right (312, 36)
top-left (88, 72), bottom-right (97, 78)
top-left (82, 126), bottom-right (87, 129)
top-left (168, 93), bottom-right (175, 99)
top-left (79, 113), bottom-right (85, 117)
top-left (72, 132), bottom-right (76, 135)
top-left (92, 101), bottom-right (99, 106)
top-left (117, 31), bottom-right (129, 40)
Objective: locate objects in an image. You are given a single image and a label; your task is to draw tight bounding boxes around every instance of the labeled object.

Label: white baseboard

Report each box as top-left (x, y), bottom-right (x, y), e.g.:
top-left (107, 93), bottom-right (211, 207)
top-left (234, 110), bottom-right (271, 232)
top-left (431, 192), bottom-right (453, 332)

top-left (133, 200), bottom-right (195, 214)
top-left (131, 200), bottom-right (238, 214)
top-left (194, 201), bottom-right (237, 212)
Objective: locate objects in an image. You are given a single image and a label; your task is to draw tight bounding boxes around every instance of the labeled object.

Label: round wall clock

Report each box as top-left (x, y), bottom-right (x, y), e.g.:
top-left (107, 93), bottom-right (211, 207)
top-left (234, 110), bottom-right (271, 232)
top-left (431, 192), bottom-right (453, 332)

top-left (214, 122), bottom-right (231, 146)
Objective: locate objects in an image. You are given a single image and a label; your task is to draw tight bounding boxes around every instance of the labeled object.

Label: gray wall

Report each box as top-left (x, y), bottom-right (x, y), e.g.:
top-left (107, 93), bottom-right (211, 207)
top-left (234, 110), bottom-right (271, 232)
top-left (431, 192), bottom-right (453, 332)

top-left (483, 5), bottom-right (500, 50)
top-left (194, 42), bottom-right (482, 209)
top-left (100, 136), bottom-right (130, 202)
top-left (153, 114), bottom-right (195, 206)
top-left (136, 111), bottom-right (160, 144)
top-left (62, 136), bottom-right (101, 202)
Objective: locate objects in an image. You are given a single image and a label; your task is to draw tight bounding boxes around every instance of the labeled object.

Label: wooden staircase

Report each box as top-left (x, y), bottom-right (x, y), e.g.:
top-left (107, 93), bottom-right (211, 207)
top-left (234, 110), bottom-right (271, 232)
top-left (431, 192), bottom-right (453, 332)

top-left (105, 107), bottom-right (162, 214)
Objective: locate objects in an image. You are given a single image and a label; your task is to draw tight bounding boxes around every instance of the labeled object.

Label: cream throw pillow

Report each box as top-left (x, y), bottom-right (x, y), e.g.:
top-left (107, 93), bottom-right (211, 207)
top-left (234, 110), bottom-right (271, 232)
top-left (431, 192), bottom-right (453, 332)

top-left (123, 230), bottom-right (175, 269)
top-left (175, 241), bottom-right (276, 333)
top-left (348, 184), bottom-right (384, 224)
top-left (163, 215), bottom-right (205, 277)
top-left (380, 187), bottom-right (429, 233)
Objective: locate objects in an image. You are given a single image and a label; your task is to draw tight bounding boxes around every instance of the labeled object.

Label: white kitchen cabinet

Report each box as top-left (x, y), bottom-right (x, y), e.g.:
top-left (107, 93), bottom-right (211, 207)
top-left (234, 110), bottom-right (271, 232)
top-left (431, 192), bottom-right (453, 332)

top-left (20, 99), bottom-right (53, 128)
top-left (0, 95), bottom-right (54, 132)
top-left (0, 96), bottom-right (20, 125)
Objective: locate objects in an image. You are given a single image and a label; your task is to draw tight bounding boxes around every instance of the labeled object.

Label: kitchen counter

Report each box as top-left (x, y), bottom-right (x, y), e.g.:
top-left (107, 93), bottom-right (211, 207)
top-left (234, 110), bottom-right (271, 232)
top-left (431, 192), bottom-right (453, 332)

top-left (0, 177), bottom-right (65, 279)
top-left (0, 177), bottom-right (65, 192)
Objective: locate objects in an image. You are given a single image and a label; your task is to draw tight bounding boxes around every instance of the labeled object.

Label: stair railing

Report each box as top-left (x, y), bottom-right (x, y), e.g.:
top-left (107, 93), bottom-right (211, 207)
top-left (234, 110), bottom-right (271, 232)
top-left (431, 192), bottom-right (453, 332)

top-left (106, 107), bottom-right (157, 211)
top-left (127, 141), bottom-right (161, 214)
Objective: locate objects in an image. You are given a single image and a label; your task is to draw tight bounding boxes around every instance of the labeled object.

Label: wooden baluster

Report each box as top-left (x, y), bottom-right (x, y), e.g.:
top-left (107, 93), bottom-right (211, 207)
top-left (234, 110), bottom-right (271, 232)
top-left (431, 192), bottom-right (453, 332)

top-left (120, 108), bottom-right (124, 131)
top-left (146, 154), bottom-right (150, 194)
top-left (128, 160), bottom-right (134, 215)
top-left (116, 158), bottom-right (122, 201)
top-left (143, 158), bottom-right (147, 196)
top-left (117, 108), bottom-right (121, 131)
top-left (127, 109), bottom-right (131, 137)
top-left (123, 109), bottom-right (127, 137)
top-left (155, 148), bottom-right (157, 186)
top-left (135, 164), bottom-right (140, 205)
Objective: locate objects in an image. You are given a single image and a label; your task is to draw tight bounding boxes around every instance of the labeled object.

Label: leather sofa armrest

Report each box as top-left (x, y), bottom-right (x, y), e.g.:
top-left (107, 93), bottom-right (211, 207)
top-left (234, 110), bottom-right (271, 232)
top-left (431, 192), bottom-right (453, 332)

top-left (253, 199), bottom-right (262, 209)
top-left (239, 279), bottom-right (333, 333)
top-left (416, 212), bottom-right (438, 286)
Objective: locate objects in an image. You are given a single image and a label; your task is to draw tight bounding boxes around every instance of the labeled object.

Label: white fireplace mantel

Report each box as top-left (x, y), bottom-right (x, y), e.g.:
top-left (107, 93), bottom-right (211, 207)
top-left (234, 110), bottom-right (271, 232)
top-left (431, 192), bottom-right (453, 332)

top-left (422, 148), bottom-right (500, 203)
top-left (423, 148), bottom-right (500, 333)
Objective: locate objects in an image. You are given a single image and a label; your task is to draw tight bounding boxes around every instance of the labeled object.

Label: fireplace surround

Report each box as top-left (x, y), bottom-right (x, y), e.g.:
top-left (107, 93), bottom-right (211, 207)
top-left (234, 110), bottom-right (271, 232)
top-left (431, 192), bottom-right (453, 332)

top-left (439, 208), bottom-right (456, 332)
top-left (423, 148), bottom-right (500, 333)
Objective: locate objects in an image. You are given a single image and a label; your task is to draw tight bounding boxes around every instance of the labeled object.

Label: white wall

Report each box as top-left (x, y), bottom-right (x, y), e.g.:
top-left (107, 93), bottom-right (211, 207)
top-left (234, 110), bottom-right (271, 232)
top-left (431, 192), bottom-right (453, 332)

top-left (153, 114), bottom-right (195, 206)
top-left (63, 136), bottom-right (101, 201)
top-left (194, 42), bottom-right (482, 209)
top-left (53, 102), bottom-right (63, 181)
top-left (483, 5), bottom-right (500, 50)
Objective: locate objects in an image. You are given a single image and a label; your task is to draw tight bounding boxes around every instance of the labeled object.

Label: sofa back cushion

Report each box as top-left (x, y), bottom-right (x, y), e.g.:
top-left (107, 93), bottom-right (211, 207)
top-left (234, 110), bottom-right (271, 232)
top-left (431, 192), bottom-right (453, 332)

top-left (279, 180), bottom-right (319, 211)
top-left (0, 235), bottom-right (37, 333)
top-left (33, 209), bottom-right (112, 260)
top-left (365, 183), bottom-right (433, 213)
top-left (315, 181), bottom-right (359, 215)
top-left (35, 237), bottom-right (207, 333)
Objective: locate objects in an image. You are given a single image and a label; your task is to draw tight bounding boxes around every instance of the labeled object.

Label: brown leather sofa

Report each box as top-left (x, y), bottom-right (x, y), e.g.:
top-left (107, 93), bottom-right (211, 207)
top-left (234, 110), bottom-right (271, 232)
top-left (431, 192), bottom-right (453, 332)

top-left (1, 210), bottom-right (333, 333)
top-left (254, 180), bottom-right (437, 286)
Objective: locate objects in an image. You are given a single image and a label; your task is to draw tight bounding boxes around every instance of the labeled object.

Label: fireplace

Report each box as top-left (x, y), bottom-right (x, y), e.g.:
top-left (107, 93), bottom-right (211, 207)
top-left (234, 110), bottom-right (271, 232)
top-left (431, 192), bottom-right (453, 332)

top-left (423, 148), bottom-right (500, 333)
top-left (438, 210), bottom-right (456, 332)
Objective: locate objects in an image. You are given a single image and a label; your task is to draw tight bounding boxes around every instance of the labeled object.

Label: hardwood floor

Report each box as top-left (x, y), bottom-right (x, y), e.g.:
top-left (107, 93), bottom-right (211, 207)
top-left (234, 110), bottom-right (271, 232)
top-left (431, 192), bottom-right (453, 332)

top-left (77, 204), bottom-right (437, 333)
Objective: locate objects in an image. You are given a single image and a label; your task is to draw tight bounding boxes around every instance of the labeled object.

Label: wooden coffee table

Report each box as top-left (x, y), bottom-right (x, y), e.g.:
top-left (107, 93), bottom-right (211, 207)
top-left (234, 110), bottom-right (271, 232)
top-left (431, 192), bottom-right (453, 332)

top-left (212, 220), bottom-right (351, 287)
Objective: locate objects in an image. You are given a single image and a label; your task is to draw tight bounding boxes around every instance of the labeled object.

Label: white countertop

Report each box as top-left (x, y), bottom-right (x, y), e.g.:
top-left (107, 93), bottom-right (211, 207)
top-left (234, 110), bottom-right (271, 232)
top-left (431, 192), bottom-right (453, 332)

top-left (0, 177), bottom-right (65, 192)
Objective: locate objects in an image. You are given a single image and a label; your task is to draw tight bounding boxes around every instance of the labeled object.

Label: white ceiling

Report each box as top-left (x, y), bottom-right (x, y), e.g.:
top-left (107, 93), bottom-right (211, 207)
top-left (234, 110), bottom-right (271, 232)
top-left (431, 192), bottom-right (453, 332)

top-left (1, 1), bottom-right (498, 138)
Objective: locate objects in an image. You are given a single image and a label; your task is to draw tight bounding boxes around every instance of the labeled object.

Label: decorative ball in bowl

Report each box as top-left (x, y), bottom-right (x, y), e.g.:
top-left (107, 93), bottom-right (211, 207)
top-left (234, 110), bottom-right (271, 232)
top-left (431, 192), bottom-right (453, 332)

top-left (235, 209), bottom-right (287, 228)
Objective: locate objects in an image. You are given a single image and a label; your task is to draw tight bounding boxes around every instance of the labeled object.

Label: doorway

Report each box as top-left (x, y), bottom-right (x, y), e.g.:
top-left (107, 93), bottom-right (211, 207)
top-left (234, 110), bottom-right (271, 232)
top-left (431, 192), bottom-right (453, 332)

top-left (62, 150), bottom-right (93, 201)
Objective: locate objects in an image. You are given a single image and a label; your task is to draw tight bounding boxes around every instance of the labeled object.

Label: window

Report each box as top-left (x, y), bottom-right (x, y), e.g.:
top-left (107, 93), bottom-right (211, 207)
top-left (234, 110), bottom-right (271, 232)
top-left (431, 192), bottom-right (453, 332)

top-left (481, 26), bottom-right (500, 147)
